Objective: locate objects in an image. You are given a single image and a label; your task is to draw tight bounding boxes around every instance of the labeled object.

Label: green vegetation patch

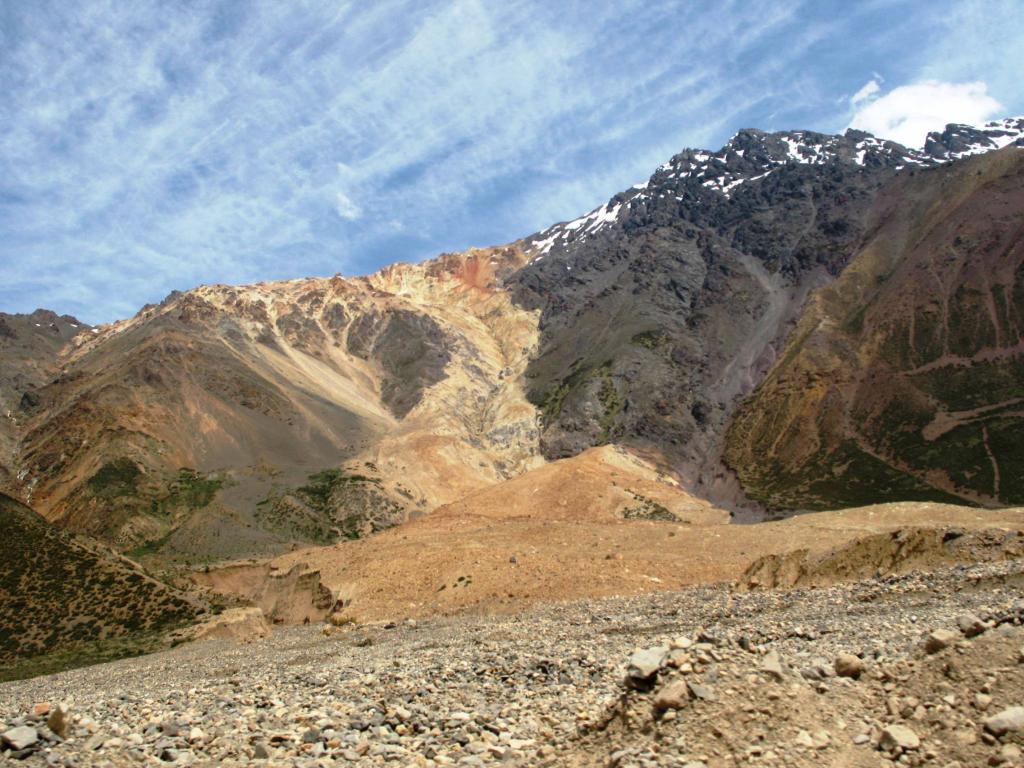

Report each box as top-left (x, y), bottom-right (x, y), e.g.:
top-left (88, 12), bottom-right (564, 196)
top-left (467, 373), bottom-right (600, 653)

top-left (597, 369), bottom-right (624, 444)
top-left (622, 492), bottom-right (679, 522)
top-left (87, 458), bottom-right (141, 498)
top-left (256, 468), bottom-right (400, 545)
top-left (532, 360), bottom-right (624, 440)
top-left (532, 362), bottom-right (596, 425)
top-left (910, 357), bottom-right (1024, 412)
top-left (631, 329), bottom-right (670, 350)
top-left (0, 493), bottom-right (202, 676)
top-left (298, 469), bottom-right (378, 510)
top-left (149, 468), bottom-right (225, 517)
top-left (0, 628), bottom-right (186, 683)
top-left (737, 439), bottom-right (972, 511)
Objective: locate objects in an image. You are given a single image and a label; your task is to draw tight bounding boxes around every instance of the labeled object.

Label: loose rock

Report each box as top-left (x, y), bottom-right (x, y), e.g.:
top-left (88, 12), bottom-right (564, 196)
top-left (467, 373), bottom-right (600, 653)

top-left (984, 707), bottom-right (1024, 736)
top-left (924, 629), bottom-right (959, 653)
top-left (1, 726), bottom-right (38, 751)
top-left (652, 681), bottom-right (690, 711)
top-left (834, 652), bottom-right (864, 679)
top-left (880, 724), bottom-right (920, 751)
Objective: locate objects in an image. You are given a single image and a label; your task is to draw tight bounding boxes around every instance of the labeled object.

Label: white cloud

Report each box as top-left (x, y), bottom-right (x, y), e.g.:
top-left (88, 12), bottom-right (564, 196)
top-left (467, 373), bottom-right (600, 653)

top-left (850, 78), bottom-right (881, 107)
top-left (848, 80), bottom-right (1003, 148)
top-left (335, 192), bottom-right (362, 221)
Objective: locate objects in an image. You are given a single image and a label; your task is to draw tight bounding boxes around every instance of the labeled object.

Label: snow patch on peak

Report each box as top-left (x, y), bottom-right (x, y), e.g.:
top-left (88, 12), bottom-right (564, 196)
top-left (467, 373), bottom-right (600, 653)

top-left (528, 199), bottom-right (625, 257)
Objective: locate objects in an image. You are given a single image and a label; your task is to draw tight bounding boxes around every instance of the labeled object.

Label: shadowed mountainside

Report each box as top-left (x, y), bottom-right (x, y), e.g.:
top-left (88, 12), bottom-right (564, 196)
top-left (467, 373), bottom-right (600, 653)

top-left (511, 118), bottom-right (1024, 510)
top-left (0, 310), bottom-right (89, 490)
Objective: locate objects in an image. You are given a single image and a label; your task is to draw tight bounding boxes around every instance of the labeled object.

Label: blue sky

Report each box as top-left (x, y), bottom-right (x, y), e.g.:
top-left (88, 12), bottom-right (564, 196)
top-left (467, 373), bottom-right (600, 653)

top-left (2, 0), bottom-right (1022, 323)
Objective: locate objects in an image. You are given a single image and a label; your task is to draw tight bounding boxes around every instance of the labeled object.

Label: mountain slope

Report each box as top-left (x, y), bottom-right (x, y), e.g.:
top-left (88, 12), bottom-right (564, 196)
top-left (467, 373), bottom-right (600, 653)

top-left (0, 492), bottom-right (200, 672)
top-left (725, 146), bottom-right (1024, 509)
top-left (0, 310), bottom-right (89, 490)
top-left (13, 247), bottom-right (541, 558)
top-left (510, 118), bottom-right (1024, 510)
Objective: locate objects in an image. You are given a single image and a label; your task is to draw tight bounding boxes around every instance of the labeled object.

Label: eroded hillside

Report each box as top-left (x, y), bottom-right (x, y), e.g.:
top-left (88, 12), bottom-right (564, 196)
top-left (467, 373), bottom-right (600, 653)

top-left (726, 146), bottom-right (1024, 509)
top-left (11, 247), bottom-right (541, 559)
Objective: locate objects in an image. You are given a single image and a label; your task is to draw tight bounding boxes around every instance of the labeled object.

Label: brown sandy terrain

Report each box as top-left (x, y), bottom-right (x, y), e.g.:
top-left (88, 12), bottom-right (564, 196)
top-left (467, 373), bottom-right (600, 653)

top-left (192, 445), bottom-right (1024, 623)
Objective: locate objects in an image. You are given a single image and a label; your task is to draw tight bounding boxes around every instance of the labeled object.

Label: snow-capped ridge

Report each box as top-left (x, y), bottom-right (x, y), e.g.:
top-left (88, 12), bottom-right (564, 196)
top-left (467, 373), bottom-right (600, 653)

top-left (924, 116), bottom-right (1024, 161)
top-left (524, 117), bottom-right (1023, 260)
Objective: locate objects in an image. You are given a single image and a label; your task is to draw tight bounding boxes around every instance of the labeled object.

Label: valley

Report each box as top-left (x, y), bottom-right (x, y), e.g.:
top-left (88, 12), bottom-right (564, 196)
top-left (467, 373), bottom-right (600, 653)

top-left (1, 116), bottom-right (1024, 766)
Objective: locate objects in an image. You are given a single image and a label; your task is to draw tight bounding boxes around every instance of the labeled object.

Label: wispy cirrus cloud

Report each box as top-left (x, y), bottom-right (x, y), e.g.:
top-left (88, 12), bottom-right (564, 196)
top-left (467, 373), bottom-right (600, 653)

top-left (0, 0), bottom-right (1021, 322)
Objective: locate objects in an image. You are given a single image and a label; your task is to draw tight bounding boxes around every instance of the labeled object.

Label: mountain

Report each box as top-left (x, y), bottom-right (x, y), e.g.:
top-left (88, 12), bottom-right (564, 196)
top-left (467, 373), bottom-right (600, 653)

top-left (0, 492), bottom-right (200, 676)
top-left (8, 249), bottom-right (542, 559)
top-left (0, 310), bottom-right (90, 489)
top-left (512, 118), bottom-right (1024, 510)
top-left (2, 117), bottom-right (1022, 561)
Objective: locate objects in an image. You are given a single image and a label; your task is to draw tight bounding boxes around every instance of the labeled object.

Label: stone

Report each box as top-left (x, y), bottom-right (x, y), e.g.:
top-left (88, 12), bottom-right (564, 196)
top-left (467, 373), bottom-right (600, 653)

top-left (32, 703), bottom-right (50, 718)
top-left (834, 653), bottom-right (864, 679)
top-left (47, 704), bottom-right (70, 739)
top-left (687, 681), bottom-right (717, 701)
top-left (665, 649), bottom-right (691, 668)
top-left (924, 629), bottom-right (959, 654)
top-left (761, 650), bottom-right (785, 681)
top-left (880, 724), bottom-right (920, 751)
top-left (795, 730), bottom-right (829, 749)
top-left (253, 743), bottom-right (271, 760)
top-left (192, 607), bottom-right (271, 642)
top-left (625, 646), bottom-right (668, 689)
top-left (984, 707), bottom-right (1024, 736)
top-left (956, 613), bottom-right (986, 638)
top-left (653, 681), bottom-right (690, 711)
top-left (2, 726), bottom-right (39, 751)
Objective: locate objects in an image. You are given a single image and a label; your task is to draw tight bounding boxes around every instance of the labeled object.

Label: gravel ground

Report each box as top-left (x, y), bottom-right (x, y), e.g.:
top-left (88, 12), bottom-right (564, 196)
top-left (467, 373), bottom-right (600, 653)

top-left (3, 559), bottom-right (1024, 767)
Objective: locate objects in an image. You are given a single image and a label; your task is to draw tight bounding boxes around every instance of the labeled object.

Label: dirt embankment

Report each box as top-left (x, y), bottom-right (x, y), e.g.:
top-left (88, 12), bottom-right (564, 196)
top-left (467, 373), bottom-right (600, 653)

top-left (188, 562), bottom-right (335, 624)
top-left (738, 526), bottom-right (1024, 590)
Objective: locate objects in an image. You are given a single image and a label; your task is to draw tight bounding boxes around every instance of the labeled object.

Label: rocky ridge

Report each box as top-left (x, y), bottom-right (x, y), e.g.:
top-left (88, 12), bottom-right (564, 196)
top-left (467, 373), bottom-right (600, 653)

top-left (4, 116), bottom-right (1023, 554)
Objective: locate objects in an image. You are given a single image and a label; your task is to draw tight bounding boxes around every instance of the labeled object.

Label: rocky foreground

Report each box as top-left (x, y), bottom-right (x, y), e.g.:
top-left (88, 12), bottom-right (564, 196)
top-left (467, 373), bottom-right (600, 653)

top-left (3, 559), bottom-right (1024, 767)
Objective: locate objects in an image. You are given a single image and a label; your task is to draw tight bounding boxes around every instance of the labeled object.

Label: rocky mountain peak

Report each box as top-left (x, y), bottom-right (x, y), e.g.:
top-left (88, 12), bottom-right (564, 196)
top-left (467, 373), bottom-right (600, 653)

top-left (924, 116), bottom-right (1024, 160)
top-left (523, 117), bottom-right (1023, 262)
top-left (523, 128), bottom-right (913, 259)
